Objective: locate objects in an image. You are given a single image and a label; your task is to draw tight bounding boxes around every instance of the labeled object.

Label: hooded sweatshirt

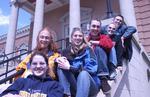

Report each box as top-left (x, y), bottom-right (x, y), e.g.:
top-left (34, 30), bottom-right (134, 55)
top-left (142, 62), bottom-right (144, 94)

top-left (0, 75), bottom-right (64, 97)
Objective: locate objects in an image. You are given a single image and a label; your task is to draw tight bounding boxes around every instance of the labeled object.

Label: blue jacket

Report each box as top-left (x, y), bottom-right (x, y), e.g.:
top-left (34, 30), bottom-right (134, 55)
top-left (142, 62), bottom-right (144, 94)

top-left (1, 75), bottom-right (64, 97)
top-left (115, 24), bottom-right (136, 38)
top-left (62, 46), bottom-right (100, 87)
top-left (102, 24), bottom-right (137, 41)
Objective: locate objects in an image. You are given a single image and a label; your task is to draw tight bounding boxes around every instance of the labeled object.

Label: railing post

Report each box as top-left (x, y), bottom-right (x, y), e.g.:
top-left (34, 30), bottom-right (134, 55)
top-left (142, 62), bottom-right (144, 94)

top-left (5, 53), bottom-right (9, 81)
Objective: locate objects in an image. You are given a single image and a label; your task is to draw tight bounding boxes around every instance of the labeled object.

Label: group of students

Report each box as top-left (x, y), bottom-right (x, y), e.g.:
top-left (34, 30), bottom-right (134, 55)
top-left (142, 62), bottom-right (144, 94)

top-left (0, 15), bottom-right (136, 97)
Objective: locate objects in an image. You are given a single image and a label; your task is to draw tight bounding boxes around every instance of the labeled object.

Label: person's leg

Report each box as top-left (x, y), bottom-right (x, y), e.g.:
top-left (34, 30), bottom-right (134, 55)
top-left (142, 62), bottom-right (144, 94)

top-left (76, 71), bottom-right (99, 97)
top-left (124, 37), bottom-right (133, 61)
top-left (108, 47), bottom-right (117, 80)
top-left (109, 47), bottom-right (117, 66)
top-left (115, 39), bottom-right (124, 71)
top-left (94, 46), bottom-right (109, 76)
top-left (115, 39), bottom-right (124, 67)
top-left (57, 68), bottom-right (76, 96)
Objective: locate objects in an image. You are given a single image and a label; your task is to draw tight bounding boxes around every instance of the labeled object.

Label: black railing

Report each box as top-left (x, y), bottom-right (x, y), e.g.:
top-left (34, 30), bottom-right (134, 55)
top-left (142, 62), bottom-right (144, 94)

top-left (0, 69), bottom-right (25, 84)
top-left (0, 38), bottom-right (68, 84)
top-left (0, 52), bottom-right (6, 66)
top-left (0, 49), bottom-right (30, 84)
top-left (56, 37), bottom-right (70, 50)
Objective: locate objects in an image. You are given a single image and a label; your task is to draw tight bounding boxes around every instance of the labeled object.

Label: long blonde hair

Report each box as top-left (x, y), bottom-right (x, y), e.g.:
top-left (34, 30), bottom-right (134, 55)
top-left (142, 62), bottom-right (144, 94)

top-left (71, 27), bottom-right (87, 54)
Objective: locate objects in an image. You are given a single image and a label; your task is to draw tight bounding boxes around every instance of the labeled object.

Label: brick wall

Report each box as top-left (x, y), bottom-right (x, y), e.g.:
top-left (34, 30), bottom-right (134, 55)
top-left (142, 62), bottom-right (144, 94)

top-left (134, 0), bottom-right (150, 55)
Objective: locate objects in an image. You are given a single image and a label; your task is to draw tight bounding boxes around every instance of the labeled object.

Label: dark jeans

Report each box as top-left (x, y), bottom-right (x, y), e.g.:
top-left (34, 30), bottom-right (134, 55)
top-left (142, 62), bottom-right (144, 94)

top-left (94, 46), bottom-right (109, 76)
top-left (115, 39), bottom-right (124, 66)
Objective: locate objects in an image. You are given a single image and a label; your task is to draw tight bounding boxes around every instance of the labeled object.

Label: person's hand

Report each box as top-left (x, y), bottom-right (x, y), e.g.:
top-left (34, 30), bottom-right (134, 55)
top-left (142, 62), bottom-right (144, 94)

top-left (56, 57), bottom-right (70, 70)
top-left (2, 94), bottom-right (21, 97)
top-left (89, 40), bottom-right (99, 45)
top-left (121, 36), bottom-right (125, 48)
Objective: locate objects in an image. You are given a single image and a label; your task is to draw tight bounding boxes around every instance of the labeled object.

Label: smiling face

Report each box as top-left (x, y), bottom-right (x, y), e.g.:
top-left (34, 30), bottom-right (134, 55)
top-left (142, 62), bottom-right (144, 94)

top-left (90, 20), bottom-right (101, 36)
top-left (113, 16), bottom-right (123, 27)
top-left (30, 55), bottom-right (48, 77)
top-left (71, 30), bottom-right (84, 46)
top-left (38, 29), bottom-right (51, 49)
top-left (107, 23), bottom-right (116, 34)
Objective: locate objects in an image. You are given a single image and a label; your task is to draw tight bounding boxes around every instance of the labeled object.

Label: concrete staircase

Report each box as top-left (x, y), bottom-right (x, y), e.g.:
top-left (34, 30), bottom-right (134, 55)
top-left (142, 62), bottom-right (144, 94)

top-left (97, 39), bottom-right (150, 97)
top-left (97, 60), bottom-right (127, 97)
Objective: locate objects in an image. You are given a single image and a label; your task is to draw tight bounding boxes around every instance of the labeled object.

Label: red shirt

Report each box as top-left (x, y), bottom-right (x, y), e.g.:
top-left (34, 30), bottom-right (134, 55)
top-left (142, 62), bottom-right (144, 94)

top-left (88, 34), bottom-right (113, 53)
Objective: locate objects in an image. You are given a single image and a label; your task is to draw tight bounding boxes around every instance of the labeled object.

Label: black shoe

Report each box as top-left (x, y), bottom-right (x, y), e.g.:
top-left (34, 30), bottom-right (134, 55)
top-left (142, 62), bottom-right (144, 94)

top-left (101, 77), bottom-right (111, 94)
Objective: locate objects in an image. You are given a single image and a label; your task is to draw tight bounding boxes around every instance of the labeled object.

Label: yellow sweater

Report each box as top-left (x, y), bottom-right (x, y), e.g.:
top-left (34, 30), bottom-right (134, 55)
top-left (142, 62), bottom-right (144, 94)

top-left (16, 52), bottom-right (60, 80)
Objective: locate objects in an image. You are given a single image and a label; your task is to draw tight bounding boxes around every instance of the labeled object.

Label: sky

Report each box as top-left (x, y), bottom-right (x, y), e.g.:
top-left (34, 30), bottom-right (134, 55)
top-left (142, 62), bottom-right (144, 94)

top-left (0, 0), bottom-right (31, 36)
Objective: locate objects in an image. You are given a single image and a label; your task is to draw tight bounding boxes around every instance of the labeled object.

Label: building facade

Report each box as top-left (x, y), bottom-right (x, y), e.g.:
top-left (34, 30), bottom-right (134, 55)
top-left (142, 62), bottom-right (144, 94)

top-left (0, 0), bottom-right (150, 57)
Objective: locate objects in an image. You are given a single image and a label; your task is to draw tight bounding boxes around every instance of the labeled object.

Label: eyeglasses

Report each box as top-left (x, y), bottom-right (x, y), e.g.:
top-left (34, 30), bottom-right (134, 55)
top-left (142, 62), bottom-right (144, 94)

top-left (108, 26), bottom-right (116, 31)
top-left (91, 25), bottom-right (100, 28)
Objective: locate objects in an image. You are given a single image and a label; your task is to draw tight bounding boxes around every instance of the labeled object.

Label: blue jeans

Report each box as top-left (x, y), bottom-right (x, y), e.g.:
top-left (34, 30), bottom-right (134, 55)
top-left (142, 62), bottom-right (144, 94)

top-left (57, 69), bottom-right (99, 97)
top-left (94, 46), bottom-right (109, 76)
top-left (109, 47), bottom-right (117, 66)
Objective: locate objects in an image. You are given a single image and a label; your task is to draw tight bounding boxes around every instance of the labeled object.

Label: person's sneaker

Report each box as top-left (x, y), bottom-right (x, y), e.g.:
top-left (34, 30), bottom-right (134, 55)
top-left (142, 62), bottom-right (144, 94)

top-left (101, 77), bottom-right (111, 94)
top-left (117, 66), bottom-right (123, 71)
top-left (109, 70), bottom-right (117, 80)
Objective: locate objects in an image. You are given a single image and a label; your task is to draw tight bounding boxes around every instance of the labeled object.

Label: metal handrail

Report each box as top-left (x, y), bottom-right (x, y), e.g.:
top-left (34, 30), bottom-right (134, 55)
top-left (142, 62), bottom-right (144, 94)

top-left (0, 50), bottom-right (31, 65)
top-left (0, 68), bottom-right (15, 77)
top-left (0, 69), bottom-right (25, 84)
top-left (0, 49), bottom-right (31, 83)
top-left (0, 49), bottom-right (27, 58)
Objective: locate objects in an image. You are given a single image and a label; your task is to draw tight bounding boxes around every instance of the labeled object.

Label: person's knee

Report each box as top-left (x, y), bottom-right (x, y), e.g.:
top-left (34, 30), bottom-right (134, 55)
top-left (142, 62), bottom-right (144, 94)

top-left (78, 71), bottom-right (90, 80)
top-left (94, 46), bottom-right (102, 52)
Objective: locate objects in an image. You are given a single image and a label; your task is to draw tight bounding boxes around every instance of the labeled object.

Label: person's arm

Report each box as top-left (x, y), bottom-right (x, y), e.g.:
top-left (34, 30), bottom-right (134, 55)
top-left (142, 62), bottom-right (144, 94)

top-left (16, 54), bottom-right (32, 71)
top-left (15, 54), bottom-right (32, 79)
top-left (83, 47), bottom-right (98, 74)
top-left (1, 78), bottom-right (24, 96)
top-left (89, 40), bottom-right (99, 45)
top-left (122, 26), bottom-right (137, 39)
top-left (48, 52), bottom-right (61, 80)
top-left (47, 81), bottom-right (64, 97)
top-left (99, 35), bottom-right (113, 52)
